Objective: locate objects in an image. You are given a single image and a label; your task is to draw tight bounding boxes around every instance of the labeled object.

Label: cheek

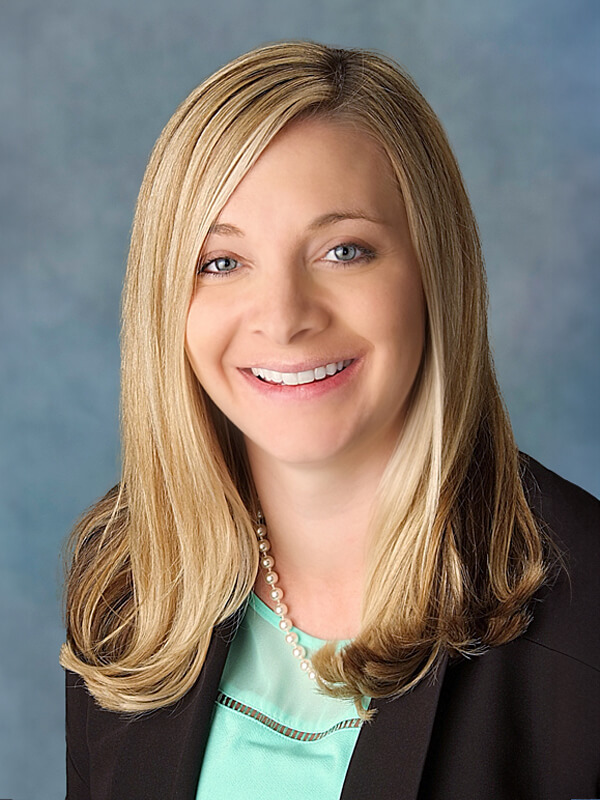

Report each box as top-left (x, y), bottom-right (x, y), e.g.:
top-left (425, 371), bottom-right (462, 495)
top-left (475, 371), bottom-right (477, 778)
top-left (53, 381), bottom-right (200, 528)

top-left (397, 292), bottom-right (426, 358)
top-left (379, 297), bottom-right (426, 419)
top-left (185, 297), bottom-right (242, 397)
top-left (184, 302), bottom-right (214, 382)
top-left (368, 275), bottom-right (426, 363)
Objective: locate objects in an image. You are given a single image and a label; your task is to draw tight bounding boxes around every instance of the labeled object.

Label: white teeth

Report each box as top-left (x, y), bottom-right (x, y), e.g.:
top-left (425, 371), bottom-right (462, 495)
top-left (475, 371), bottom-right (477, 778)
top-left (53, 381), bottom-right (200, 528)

top-left (250, 360), bottom-right (352, 385)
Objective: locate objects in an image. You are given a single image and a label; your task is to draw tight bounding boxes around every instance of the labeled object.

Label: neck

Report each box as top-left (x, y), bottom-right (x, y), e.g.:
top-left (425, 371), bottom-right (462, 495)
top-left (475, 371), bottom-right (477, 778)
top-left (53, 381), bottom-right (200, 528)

top-left (247, 443), bottom-right (395, 640)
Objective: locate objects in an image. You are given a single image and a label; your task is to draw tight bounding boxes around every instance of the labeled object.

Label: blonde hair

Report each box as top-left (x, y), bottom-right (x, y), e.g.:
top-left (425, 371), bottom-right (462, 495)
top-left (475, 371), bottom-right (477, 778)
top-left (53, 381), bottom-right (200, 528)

top-left (61, 41), bottom-right (550, 713)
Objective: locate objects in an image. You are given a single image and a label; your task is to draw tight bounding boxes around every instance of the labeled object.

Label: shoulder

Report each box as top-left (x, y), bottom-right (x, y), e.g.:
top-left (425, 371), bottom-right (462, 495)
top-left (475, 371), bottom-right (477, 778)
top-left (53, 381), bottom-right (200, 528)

top-left (519, 453), bottom-right (600, 671)
top-left (521, 453), bottom-right (599, 537)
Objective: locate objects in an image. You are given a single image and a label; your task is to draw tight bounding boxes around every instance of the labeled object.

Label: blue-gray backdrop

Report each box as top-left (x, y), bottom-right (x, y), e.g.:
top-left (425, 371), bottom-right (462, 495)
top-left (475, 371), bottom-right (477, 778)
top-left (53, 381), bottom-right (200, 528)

top-left (1, 1), bottom-right (598, 797)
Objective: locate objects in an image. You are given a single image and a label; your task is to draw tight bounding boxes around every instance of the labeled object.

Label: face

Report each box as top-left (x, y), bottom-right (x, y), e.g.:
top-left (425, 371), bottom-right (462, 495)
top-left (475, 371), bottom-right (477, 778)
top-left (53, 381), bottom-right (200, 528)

top-left (185, 118), bottom-right (425, 472)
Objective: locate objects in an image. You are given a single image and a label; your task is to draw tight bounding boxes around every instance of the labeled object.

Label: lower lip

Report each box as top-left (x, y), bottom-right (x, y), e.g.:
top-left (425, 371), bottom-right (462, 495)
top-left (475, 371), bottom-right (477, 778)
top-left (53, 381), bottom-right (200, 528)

top-left (238, 360), bottom-right (360, 400)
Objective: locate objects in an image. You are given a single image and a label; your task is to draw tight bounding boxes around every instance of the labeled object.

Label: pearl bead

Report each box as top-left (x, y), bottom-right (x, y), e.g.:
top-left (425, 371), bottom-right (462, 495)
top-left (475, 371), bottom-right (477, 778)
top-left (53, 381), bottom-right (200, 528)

top-left (255, 511), bottom-right (318, 686)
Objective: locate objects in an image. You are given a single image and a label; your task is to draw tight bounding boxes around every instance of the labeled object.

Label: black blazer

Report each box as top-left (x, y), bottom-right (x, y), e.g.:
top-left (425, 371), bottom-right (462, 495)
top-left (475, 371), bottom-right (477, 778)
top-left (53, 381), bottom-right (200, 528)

top-left (65, 457), bottom-right (600, 799)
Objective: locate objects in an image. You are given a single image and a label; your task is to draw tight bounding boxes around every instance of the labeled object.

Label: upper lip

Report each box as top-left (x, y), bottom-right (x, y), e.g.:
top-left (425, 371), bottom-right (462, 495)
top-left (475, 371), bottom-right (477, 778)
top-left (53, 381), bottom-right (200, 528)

top-left (243, 358), bottom-right (356, 372)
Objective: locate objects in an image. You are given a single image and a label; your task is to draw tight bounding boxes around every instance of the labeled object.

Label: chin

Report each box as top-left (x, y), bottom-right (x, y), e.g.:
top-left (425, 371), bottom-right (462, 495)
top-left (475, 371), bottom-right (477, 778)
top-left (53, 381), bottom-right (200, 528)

top-left (245, 429), bottom-right (356, 468)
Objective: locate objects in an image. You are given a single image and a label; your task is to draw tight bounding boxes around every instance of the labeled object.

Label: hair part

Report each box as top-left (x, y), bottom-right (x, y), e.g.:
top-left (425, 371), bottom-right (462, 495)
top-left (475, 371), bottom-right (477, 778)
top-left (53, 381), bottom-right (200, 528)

top-left (61, 41), bottom-right (552, 714)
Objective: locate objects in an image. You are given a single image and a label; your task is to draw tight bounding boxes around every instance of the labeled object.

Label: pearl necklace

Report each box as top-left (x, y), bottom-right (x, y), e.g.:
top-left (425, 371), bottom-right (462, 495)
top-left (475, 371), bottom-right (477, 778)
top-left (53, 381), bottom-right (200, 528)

top-left (255, 511), bottom-right (318, 682)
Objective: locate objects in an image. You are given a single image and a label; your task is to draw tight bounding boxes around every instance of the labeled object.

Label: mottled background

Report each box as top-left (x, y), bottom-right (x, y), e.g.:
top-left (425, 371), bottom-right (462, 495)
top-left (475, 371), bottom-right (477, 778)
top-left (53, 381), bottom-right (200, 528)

top-left (1, 0), bottom-right (598, 796)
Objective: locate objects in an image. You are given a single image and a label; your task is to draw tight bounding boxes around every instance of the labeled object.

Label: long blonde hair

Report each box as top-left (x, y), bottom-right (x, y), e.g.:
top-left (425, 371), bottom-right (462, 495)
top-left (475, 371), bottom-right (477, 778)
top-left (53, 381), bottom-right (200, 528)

top-left (61, 41), bottom-right (550, 713)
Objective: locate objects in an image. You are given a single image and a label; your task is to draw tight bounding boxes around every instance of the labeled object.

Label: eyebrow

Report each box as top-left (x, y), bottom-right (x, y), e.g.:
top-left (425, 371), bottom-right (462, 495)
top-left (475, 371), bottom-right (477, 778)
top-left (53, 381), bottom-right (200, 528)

top-left (206, 210), bottom-right (386, 237)
top-left (206, 222), bottom-right (245, 237)
top-left (308, 210), bottom-right (387, 230)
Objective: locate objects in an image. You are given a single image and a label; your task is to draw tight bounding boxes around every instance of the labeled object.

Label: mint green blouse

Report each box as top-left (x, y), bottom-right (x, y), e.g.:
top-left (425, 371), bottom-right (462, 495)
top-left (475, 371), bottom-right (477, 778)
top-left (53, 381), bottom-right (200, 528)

top-left (195, 594), bottom-right (366, 799)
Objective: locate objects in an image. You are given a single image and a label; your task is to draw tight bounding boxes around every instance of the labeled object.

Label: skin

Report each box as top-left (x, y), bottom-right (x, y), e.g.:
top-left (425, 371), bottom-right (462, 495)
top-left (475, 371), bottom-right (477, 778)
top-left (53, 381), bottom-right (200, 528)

top-left (185, 119), bottom-right (425, 638)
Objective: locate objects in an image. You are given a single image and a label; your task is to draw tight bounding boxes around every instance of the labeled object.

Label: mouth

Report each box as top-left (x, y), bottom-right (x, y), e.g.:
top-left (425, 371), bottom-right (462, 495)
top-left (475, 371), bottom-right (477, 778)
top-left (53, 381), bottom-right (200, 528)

top-left (249, 359), bottom-right (354, 386)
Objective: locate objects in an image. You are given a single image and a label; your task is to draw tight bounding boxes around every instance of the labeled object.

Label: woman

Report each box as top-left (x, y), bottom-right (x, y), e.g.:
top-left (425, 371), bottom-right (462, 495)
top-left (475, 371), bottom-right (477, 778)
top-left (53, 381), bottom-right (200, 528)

top-left (61, 42), bottom-right (599, 799)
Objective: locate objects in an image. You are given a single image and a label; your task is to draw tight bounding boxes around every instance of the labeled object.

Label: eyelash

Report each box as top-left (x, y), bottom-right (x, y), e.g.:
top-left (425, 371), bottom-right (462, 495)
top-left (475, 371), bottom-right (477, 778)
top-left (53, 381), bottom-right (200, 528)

top-left (196, 242), bottom-right (376, 277)
top-left (196, 256), bottom-right (240, 276)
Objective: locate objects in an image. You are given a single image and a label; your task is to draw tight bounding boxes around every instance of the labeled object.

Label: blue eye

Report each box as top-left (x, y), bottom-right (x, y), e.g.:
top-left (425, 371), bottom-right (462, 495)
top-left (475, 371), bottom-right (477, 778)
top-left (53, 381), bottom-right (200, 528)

top-left (198, 256), bottom-right (240, 275)
top-left (323, 243), bottom-right (375, 264)
top-left (334, 244), bottom-right (358, 261)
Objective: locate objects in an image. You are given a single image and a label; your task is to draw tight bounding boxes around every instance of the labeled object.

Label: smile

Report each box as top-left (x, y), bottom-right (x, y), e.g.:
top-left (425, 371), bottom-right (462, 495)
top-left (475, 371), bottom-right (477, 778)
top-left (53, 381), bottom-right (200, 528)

top-left (250, 360), bottom-right (353, 386)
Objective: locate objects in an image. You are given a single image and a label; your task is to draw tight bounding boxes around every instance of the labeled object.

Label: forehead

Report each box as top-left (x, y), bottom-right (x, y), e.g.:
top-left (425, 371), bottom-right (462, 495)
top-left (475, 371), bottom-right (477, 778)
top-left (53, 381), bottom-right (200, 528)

top-left (213, 118), bottom-right (404, 228)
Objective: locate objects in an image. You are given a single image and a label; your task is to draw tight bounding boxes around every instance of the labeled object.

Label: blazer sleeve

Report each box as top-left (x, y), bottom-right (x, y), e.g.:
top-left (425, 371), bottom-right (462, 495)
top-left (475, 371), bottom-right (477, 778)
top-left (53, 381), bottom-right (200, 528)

top-left (65, 669), bottom-right (91, 800)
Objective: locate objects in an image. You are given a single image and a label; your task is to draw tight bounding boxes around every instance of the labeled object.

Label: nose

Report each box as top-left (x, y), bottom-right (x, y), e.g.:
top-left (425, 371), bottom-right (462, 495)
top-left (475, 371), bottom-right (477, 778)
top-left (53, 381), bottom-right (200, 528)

top-left (250, 263), bottom-right (329, 345)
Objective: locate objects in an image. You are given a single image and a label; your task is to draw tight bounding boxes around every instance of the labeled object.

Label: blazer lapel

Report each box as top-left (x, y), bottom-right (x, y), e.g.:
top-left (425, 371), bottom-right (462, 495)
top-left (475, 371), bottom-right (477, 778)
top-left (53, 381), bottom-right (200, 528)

top-left (340, 655), bottom-right (448, 800)
top-left (171, 628), bottom-right (232, 799)
top-left (108, 618), bottom-right (236, 800)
